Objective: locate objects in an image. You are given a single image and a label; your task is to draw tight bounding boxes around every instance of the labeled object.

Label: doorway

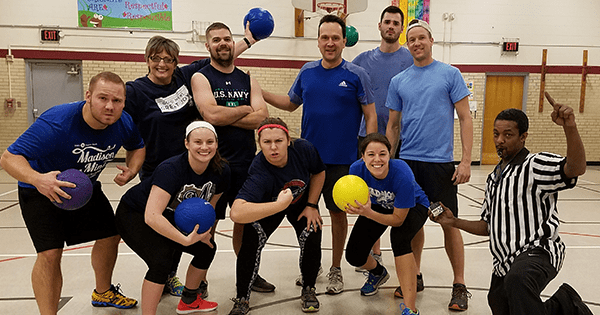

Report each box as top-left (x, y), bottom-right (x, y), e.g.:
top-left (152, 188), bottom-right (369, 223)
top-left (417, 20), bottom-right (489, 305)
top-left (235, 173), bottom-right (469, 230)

top-left (481, 74), bottom-right (527, 165)
top-left (26, 61), bottom-right (83, 124)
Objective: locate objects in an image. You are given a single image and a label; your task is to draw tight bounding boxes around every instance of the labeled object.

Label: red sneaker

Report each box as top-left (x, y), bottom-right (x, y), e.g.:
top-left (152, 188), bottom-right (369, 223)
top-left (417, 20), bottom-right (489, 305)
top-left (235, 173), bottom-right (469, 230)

top-left (176, 295), bottom-right (218, 314)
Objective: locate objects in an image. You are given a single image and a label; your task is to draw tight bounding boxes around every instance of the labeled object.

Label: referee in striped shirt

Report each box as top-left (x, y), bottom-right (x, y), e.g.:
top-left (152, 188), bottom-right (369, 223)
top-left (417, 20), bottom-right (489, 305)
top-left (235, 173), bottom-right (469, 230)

top-left (430, 92), bottom-right (592, 315)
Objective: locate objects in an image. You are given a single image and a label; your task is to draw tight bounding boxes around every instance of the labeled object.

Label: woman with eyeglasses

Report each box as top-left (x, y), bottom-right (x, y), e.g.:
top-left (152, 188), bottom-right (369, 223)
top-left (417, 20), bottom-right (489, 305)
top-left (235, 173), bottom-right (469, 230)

top-left (123, 26), bottom-right (258, 296)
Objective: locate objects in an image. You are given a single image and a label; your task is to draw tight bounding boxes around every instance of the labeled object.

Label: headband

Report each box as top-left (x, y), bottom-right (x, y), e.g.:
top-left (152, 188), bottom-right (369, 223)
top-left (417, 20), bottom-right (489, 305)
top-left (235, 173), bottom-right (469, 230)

top-left (406, 19), bottom-right (433, 37)
top-left (186, 121), bottom-right (217, 139)
top-left (257, 124), bottom-right (289, 136)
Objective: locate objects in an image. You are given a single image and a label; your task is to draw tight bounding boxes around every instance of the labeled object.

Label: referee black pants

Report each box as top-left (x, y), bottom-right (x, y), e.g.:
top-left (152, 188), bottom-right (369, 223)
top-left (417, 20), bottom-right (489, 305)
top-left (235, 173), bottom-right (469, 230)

top-left (488, 247), bottom-right (576, 315)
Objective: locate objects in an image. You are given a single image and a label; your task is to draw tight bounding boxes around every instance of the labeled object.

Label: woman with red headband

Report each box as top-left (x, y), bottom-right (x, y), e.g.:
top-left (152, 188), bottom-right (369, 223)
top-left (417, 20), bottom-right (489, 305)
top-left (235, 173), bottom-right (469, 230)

top-left (228, 117), bottom-right (326, 314)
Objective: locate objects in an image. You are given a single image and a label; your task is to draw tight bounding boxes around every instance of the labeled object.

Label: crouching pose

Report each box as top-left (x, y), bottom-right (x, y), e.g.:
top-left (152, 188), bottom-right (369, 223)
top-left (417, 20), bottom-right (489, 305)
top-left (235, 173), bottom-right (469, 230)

top-left (345, 133), bottom-right (428, 315)
top-left (431, 93), bottom-right (591, 315)
top-left (229, 118), bottom-right (326, 314)
top-left (115, 121), bottom-right (230, 314)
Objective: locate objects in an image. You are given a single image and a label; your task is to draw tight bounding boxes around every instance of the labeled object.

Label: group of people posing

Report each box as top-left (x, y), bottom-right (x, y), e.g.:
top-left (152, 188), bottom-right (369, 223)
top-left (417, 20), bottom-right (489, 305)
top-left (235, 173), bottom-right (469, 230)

top-left (0, 5), bottom-right (593, 315)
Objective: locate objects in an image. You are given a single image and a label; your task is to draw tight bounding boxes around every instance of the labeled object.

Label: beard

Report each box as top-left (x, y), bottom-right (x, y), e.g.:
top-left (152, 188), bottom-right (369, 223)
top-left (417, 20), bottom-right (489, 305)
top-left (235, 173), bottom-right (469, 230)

top-left (381, 30), bottom-right (400, 44)
top-left (211, 47), bottom-right (233, 67)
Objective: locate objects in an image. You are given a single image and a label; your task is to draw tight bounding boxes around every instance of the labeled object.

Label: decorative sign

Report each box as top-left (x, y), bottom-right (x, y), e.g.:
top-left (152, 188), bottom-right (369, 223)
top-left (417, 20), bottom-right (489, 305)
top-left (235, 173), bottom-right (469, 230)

top-left (78, 0), bottom-right (173, 30)
top-left (41, 29), bottom-right (60, 42)
top-left (391, 0), bottom-right (430, 45)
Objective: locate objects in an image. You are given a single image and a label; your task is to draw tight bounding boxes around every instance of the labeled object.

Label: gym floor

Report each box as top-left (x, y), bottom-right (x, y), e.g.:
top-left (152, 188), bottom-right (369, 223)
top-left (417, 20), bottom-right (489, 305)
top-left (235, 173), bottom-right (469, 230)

top-left (1, 164), bottom-right (599, 314)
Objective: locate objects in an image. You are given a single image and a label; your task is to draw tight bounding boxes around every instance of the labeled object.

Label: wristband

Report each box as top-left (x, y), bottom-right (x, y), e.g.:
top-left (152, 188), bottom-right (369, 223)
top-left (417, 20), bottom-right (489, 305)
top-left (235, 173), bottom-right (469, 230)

top-left (243, 37), bottom-right (251, 48)
top-left (306, 202), bottom-right (319, 210)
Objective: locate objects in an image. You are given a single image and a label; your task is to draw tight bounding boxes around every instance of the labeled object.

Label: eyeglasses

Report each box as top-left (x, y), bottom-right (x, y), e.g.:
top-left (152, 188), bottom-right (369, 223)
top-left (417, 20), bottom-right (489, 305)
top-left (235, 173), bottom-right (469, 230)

top-left (149, 56), bottom-right (175, 64)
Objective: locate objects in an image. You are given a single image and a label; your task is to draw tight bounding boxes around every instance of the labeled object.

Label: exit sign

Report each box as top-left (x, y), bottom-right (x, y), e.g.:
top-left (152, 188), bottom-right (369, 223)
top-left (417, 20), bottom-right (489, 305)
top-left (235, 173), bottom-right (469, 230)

top-left (502, 41), bottom-right (519, 52)
top-left (41, 29), bottom-right (60, 42)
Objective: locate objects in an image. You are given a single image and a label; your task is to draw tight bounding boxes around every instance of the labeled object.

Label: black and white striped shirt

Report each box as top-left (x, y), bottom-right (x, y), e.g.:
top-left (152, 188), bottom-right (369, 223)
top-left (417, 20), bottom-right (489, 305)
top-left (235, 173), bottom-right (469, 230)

top-left (481, 148), bottom-right (577, 277)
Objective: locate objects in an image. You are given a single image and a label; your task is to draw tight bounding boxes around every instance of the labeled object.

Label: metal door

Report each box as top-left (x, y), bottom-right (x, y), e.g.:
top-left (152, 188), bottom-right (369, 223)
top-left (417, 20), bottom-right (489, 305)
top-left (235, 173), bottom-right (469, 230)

top-left (26, 61), bottom-right (83, 124)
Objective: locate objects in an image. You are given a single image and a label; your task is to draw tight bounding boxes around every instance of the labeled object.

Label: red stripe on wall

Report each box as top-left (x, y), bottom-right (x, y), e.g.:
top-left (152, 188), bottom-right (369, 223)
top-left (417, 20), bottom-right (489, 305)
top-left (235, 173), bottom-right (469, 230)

top-left (1, 49), bottom-right (599, 73)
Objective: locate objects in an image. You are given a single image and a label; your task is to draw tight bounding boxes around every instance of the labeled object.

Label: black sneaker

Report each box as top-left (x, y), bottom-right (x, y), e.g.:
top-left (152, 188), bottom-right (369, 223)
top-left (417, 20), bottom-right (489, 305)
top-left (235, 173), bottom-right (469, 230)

top-left (301, 287), bottom-right (320, 313)
top-left (448, 283), bottom-right (471, 311)
top-left (559, 283), bottom-right (593, 315)
top-left (251, 275), bottom-right (276, 292)
top-left (394, 273), bottom-right (424, 298)
top-left (198, 280), bottom-right (208, 299)
top-left (228, 297), bottom-right (249, 315)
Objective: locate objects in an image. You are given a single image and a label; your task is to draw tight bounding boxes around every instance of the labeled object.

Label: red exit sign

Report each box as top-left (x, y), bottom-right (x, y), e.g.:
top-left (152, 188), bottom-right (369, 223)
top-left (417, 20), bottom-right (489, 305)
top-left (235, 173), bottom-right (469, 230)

top-left (41, 29), bottom-right (60, 42)
top-left (502, 41), bottom-right (519, 52)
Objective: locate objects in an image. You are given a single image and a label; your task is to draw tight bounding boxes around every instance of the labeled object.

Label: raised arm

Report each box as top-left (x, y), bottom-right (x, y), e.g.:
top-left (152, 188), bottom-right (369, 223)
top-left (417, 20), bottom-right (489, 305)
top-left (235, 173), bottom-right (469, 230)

top-left (545, 92), bottom-right (586, 178)
top-left (233, 22), bottom-right (258, 59)
top-left (114, 147), bottom-right (145, 186)
top-left (0, 150), bottom-right (75, 203)
top-left (192, 72), bottom-right (253, 126)
top-left (453, 96), bottom-right (473, 185)
top-left (262, 89), bottom-right (300, 112)
top-left (230, 77), bottom-right (269, 130)
top-left (386, 109), bottom-right (402, 156)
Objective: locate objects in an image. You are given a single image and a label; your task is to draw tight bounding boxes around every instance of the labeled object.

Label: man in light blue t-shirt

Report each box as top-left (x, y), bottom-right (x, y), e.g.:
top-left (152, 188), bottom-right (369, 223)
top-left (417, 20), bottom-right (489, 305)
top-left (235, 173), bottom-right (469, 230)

top-left (353, 5), bottom-right (413, 156)
top-left (263, 14), bottom-right (377, 295)
top-left (385, 19), bottom-right (474, 311)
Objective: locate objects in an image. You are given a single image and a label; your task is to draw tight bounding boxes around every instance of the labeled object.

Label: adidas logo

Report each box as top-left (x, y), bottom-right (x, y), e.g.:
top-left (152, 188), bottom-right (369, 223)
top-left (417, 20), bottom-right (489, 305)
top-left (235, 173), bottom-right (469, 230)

top-left (338, 81), bottom-right (348, 87)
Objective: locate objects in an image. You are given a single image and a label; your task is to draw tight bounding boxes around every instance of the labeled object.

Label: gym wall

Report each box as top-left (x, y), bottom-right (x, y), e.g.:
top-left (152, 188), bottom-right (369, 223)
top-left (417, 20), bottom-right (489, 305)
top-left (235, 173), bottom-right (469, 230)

top-left (1, 0), bottom-right (599, 162)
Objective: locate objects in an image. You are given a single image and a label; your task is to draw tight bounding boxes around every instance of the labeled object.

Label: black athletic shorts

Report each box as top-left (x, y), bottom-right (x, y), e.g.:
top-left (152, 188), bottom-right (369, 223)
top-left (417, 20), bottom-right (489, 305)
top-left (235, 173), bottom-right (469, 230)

top-left (215, 165), bottom-right (249, 220)
top-left (19, 183), bottom-right (118, 253)
top-left (322, 164), bottom-right (350, 213)
top-left (402, 159), bottom-right (459, 216)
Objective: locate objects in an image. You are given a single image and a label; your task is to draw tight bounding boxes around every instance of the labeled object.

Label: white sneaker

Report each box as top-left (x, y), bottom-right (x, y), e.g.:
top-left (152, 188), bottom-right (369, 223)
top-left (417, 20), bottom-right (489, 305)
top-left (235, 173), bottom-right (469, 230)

top-left (295, 266), bottom-right (323, 286)
top-left (326, 266), bottom-right (343, 294)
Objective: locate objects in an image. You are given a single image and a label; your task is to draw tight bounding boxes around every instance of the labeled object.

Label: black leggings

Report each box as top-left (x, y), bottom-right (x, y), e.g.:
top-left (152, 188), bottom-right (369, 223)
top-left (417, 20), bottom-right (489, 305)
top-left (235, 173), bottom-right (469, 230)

top-left (236, 205), bottom-right (322, 299)
top-left (115, 202), bottom-right (216, 284)
top-left (346, 204), bottom-right (428, 267)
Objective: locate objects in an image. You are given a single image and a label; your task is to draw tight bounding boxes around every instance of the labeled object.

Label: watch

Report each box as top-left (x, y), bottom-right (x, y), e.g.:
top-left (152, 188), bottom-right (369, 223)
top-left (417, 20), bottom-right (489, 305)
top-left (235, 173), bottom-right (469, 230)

top-left (243, 37), bottom-right (251, 48)
top-left (306, 202), bottom-right (319, 210)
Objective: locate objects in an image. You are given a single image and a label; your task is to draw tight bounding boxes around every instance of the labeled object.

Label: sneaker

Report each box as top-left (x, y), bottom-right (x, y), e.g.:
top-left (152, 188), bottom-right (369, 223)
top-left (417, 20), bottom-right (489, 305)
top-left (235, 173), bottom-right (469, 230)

top-left (198, 280), bottom-right (208, 299)
top-left (360, 266), bottom-right (390, 296)
top-left (164, 272), bottom-right (184, 296)
top-left (296, 266), bottom-right (324, 286)
top-left (300, 286), bottom-right (320, 312)
top-left (251, 275), bottom-right (276, 292)
top-left (448, 283), bottom-right (471, 311)
top-left (400, 303), bottom-right (420, 315)
top-left (394, 273), bottom-right (424, 298)
top-left (228, 297), bottom-right (250, 315)
top-left (355, 251), bottom-right (383, 272)
top-left (176, 295), bottom-right (218, 314)
top-left (558, 283), bottom-right (593, 315)
top-left (325, 266), bottom-right (343, 295)
top-left (91, 284), bottom-right (138, 309)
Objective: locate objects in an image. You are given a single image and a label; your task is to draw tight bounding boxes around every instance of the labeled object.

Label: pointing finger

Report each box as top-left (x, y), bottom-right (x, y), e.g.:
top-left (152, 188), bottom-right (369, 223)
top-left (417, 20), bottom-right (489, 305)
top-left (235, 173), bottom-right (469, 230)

top-left (544, 92), bottom-right (558, 109)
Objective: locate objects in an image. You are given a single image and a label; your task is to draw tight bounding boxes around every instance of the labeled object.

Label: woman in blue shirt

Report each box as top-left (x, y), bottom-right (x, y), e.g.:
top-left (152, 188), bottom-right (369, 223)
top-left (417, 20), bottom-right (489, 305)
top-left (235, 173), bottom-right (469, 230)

top-left (345, 133), bottom-right (429, 315)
